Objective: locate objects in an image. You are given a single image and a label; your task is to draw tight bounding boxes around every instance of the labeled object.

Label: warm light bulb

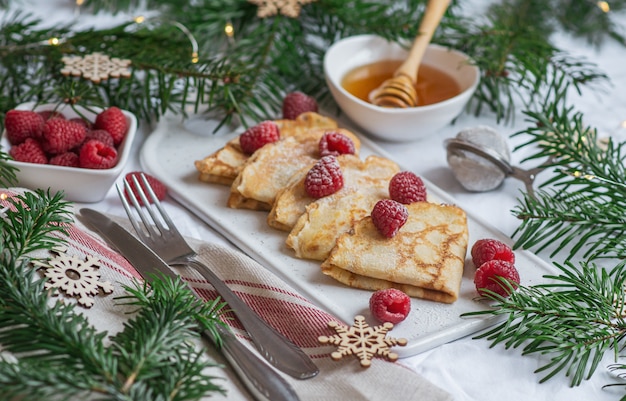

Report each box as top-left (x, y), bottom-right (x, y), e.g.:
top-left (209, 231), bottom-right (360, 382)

top-left (134, 15), bottom-right (146, 24)
top-left (0, 193), bottom-right (8, 218)
top-left (621, 120), bottom-right (626, 129)
top-left (597, 1), bottom-right (610, 12)
top-left (48, 37), bottom-right (60, 45)
top-left (191, 51), bottom-right (199, 63)
top-left (76, 0), bottom-right (84, 5)
top-left (225, 22), bottom-right (234, 38)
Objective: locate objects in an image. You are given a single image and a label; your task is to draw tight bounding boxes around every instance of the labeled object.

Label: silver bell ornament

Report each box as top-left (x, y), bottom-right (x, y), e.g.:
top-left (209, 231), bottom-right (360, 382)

top-left (445, 126), bottom-right (548, 197)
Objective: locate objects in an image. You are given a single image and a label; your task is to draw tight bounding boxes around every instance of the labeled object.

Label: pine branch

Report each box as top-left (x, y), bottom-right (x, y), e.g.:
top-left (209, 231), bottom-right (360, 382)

top-left (1, 1), bottom-right (619, 130)
top-left (438, 1), bottom-right (610, 122)
top-left (0, 265), bottom-right (227, 400)
top-left (1, 189), bottom-right (73, 257)
top-left (510, 103), bottom-right (626, 261)
top-left (0, 150), bottom-right (18, 188)
top-left (463, 260), bottom-right (626, 388)
top-left (0, 192), bottom-right (227, 400)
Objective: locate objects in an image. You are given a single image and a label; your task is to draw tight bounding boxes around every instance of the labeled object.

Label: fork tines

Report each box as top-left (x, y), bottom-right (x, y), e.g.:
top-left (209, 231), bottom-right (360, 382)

top-left (117, 173), bottom-right (170, 238)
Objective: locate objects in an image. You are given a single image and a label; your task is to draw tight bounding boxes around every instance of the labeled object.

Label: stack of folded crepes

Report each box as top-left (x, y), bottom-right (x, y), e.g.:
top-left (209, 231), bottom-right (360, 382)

top-left (194, 112), bottom-right (468, 304)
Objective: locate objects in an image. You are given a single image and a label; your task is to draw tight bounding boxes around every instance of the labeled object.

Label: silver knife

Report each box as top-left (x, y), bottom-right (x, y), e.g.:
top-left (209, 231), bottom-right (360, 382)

top-left (80, 208), bottom-right (301, 401)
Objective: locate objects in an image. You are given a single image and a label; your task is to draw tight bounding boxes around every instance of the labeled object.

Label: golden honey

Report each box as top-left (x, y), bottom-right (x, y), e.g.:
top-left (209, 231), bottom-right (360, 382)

top-left (341, 60), bottom-right (462, 106)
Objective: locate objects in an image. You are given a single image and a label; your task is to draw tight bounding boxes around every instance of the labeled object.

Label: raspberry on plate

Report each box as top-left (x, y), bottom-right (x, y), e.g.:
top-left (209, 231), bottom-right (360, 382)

top-left (318, 131), bottom-right (356, 157)
top-left (304, 155), bottom-right (344, 198)
top-left (474, 259), bottom-right (520, 297)
top-left (369, 288), bottom-right (411, 324)
top-left (282, 91), bottom-right (318, 120)
top-left (94, 106), bottom-right (128, 146)
top-left (371, 199), bottom-right (408, 238)
top-left (389, 171), bottom-right (427, 204)
top-left (4, 109), bottom-right (45, 145)
top-left (79, 139), bottom-right (118, 169)
top-left (124, 171), bottom-right (168, 205)
top-left (41, 118), bottom-right (87, 155)
top-left (239, 120), bottom-right (280, 155)
top-left (471, 238), bottom-right (516, 268)
top-left (9, 138), bottom-right (48, 164)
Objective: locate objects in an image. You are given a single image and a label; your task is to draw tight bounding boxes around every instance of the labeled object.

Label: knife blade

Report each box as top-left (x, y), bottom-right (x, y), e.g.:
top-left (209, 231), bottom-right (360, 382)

top-left (80, 208), bottom-right (300, 401)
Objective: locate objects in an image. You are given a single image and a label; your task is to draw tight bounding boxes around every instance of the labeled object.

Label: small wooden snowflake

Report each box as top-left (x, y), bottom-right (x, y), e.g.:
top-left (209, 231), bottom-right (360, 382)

top-left (61, 52), bottom-right (131, 84)
top-left (38, 249), bottom-right (114, 308)
top-left (248, 0), bottom-right (317, 18)
top-left (318, 315), bottom-right (408, 367)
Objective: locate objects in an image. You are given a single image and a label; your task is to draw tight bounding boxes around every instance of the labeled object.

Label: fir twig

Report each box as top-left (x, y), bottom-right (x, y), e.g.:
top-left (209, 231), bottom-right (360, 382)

top-left (0, 191), bottom-right (227, 400)
top-left (0, 189), bottom-right (73, 257)
top-left (1, 0), bottom-right (621, 129)
top-left (463, 260), bottom-right (626, 388)
top-left (0, 149), bottom-right (18, 188)
top-left (511, 104), bottom-right (626, 261)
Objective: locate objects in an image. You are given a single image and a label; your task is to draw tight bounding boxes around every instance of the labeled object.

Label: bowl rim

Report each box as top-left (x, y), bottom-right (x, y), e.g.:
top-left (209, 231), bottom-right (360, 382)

top-left (324, 34), bottom-right (480, 114)
top-left (1, 102), bottom-right (137, 176)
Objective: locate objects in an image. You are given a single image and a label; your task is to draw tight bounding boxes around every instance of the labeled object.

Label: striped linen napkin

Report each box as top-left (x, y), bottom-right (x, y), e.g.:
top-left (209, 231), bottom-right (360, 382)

top-left (3, 188), bottom-right (452, 401)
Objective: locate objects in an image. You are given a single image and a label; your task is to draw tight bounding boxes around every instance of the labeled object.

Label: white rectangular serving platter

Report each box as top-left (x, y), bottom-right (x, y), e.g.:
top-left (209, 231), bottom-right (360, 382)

top-left (140, 112), bottom-right (556, 357)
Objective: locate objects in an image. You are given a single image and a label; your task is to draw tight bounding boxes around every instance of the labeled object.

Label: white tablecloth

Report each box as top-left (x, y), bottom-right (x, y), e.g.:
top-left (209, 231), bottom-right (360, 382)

top-left (4, 1), bottom-right (626, 400)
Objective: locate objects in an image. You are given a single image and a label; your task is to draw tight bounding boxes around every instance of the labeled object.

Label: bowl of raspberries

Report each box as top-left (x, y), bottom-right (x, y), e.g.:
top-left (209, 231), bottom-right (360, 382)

top-left (1, 102), bottom-right (137, 203)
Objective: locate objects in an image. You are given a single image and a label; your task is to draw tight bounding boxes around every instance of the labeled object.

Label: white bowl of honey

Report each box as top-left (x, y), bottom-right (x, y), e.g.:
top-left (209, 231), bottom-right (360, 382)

top-left (324, 34), bottom-right (480, 142)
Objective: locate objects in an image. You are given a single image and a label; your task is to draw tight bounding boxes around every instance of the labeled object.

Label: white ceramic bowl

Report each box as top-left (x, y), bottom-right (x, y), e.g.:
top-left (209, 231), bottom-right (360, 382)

top-left (324, 34), bottom-right (480, 142)
top-left (1, 102), bottom-right (137, 203)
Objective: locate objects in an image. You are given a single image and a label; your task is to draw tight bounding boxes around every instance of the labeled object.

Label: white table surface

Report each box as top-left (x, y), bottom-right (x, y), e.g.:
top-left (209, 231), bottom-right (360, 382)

top-left (4, 1), bottom-right (626, 400)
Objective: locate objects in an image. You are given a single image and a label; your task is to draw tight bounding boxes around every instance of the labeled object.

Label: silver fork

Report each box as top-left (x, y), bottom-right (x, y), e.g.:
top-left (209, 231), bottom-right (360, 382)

top-left (117, 174), bottom-right (318, 380)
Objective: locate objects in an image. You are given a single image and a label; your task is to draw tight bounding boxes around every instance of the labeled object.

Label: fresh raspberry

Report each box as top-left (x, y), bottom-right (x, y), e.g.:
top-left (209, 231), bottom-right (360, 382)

top-left (94, 107), bottom-right (128, 146)
top-left (239, 121), bottom-right (280, 155)
top-left (9, 138), bottom-right (48, 164)
top-left (471, 238), bottom-right (516, 268)
top-left (474, 260), bottom-right (520, 297)
top-left (4, 109), bottom-right (45, 145)
top-left (371, 199), bottom-right (408, 238)
top-left (50, 152), bottom-right (79, 167)
top-left (78, 140), bottom-right (118, 169)
top-left (83, 129), bottom-right (114, 148)
top-left (304, 155), bottom-right (344, 198)
top-left (318, 131), bottom-right (356, 157)
top-left (282, 91), bottom-right (318, 120)
top-left (369, 288), bottom-right (411, 324)
top-left (41, 118), bottom-right (87, 155)
top-left (38, 110), bottom-right (65, 121)
top-left (389, 171), bottom-right (427, 204)
top-left (124, 171), bottom-right (168, 205)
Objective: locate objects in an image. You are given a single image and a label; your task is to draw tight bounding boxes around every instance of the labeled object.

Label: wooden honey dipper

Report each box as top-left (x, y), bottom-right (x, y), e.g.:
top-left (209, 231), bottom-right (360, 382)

top-left (369, 0), bottom-right (451, 108)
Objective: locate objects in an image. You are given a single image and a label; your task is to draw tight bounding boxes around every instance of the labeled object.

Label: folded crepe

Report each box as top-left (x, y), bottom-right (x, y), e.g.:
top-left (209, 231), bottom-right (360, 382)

top-left (268, 154), bottom-right (399, 232)
top-left (227, 128), bottom-right (360, 211)
top-left (286, 185), bottom-right (389, 261)
top-left (320, 202), bottom-right (468, 304)
top-left (194, 112), bottom-right (339, 185)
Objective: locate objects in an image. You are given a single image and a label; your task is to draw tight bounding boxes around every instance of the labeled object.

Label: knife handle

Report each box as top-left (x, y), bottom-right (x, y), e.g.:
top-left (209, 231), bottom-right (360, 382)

top-left (204, 325), bottom-right (300, 401)
top-left (185, 259), bottom-right (318, 379)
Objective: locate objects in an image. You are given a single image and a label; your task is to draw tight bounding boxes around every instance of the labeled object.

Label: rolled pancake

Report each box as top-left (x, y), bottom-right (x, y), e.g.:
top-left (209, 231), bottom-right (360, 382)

top-left (320, 202), bottom-right (468, 304)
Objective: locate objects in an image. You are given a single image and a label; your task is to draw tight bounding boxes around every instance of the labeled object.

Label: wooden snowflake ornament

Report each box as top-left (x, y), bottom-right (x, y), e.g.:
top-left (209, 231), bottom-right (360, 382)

top-left (40, 250), bottom-right (114, 308)
top-left (318, 315), bottom-right (408, 367)
top-left (248, 0), bottom-right (317, 18)
top-left (61, 52), bottom-right (131, 84)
